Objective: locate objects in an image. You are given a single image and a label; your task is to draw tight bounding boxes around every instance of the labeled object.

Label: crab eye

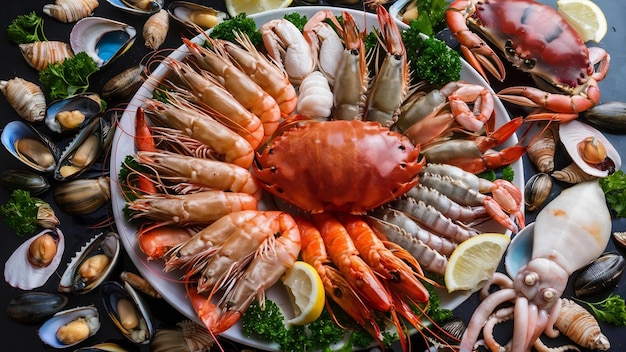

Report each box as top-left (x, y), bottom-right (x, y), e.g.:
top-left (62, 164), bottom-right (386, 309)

top-left (524, 59), bottom-right (536, 69)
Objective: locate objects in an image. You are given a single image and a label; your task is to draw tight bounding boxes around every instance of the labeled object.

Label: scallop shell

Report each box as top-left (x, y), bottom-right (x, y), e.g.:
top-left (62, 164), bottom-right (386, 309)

top-left (167, 1), bottom-right (228, 30)
top-left (54, 114), bottom-right (116, 181)
top-left (4, 228), bottom-right (65, 290)
top-left (70, 17), bottom-right (137, 68)
top-left (559, 119), bottom-right (621, 177)
top-left (45, 93), bottom-right (102, 134)
top-left (58, 232), bottom-right (121, 294)
top-left (101, 281), bottom-right (155, 344)
top-left (106, 0), bottom-right (163, 15)
top-left (7, 292), bottom-right (68, 324)
top-left (38, 306), bottom-right (100, 348)
top-left (0, 77), bottom-right (47, 122)
top-left (43, 0), bottom-right (100, 23)
top-left (19, 41), bottom-right (74, 71)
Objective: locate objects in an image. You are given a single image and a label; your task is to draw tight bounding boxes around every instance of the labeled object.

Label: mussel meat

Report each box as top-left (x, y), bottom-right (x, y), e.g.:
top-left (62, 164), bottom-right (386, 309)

top-left (58, 232), bottom-right (121, 294)
top-left (38, 306), bottom-right (100, 348)
top-left (45, 93), bottom-right (102, 133)
top-left (559, 120), bottom-right (621, 177)
top-left (1, 120), bottom-right (60, 173)
top-left (101, 281), bottom-right (155, 344)
top-left (4, 228), bottom-right (65, 290)
top-left (524, 172), bottom-right (552, 212)
top-left (7, 292), bottom-right (68, 324)
top-left (53, 176), bottom-right (111, 215)
top-left (70, 17), bottom-right (137, 68)
top-left (106, 0), bottom-right (163, 15)
top-left (583, 101), bottom-right (626, 133)
top-left (574, 252), bottom-right (625, 298)
top-left (167, 1), bottom-right (227, 30)
top-left (389, 0), bottom-right (418, 24)
top-left (0, 169), bottom-right (51, 195)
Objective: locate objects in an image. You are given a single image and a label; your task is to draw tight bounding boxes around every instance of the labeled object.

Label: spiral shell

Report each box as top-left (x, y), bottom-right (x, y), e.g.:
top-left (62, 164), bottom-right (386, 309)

top-left (19, 41), bottom-right (74, 71)
top-left (552, 162), bottom-right (598, 184)
top-left (0, 77), bottom-right (47, 122)
top-left (555, 298), bottom-right (610, 350)
top-left (297, 71), bottom-right (333, 120)
top-left (43, 0), bottom-right (100, 23)
top-left (143, 9), bottom-right (169, 50)
top-left (527, 123), bottom-right (558, 173)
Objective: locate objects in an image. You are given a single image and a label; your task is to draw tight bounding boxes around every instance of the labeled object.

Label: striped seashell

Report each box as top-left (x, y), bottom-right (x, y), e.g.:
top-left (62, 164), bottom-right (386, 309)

top-left (19, 41), bottom-right (74, 71)
top-left (43, 0), bottom-right (99, 23)
top-left (0, 77), bottom-right (47, 122)
top-left (143, 9), bottom-right (169, 50)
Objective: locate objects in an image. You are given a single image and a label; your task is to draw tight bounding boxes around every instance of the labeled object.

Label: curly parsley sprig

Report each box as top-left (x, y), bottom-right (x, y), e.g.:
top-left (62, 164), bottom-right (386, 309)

top-left (7, 11), bottom-right (47, 44)
top-left (0, 189), bottom-right (59, 237)
top-left (574, 294), bottom-right (626, 326)
top-left (38, 51), bottom-right (99, 100)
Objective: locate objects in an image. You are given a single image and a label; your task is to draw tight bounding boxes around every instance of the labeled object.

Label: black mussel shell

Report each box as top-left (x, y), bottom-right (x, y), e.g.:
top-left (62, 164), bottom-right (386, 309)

top-left (574, 252), bottom-right (625, 298)
top-left (7, 292), bottom-right (68, 324)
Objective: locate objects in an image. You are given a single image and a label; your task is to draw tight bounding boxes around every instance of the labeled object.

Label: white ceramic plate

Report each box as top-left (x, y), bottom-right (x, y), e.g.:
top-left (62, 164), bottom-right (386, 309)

top-left (110, 6), bottom-right (524, 350)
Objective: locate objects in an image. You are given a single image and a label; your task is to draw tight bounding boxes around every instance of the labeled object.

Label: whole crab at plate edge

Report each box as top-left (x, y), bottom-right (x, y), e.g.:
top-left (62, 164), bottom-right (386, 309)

top-left (446, 0), bottom-right (610, 118)
top-left (459, 180), bottom-right (611, 352)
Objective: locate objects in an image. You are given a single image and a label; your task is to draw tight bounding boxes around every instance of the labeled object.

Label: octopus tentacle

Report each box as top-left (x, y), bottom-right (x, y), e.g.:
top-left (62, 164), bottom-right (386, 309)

top-left (511, 296), bottom-right (530, 352)
top-left (543, 298), bottom-right (562, 338)
top-left (483, 306), bottom-right (514, 352)
top-left (480, 272), bottom-right (514, 300)
top-left (460, 288), bottom-right (517, 352)
top-left (534, 338), bottom-right (581, 352)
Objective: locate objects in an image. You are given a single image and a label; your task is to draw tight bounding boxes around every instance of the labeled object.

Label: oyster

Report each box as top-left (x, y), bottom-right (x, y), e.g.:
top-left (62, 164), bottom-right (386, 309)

top-left (167, 1), bottom-right (227, 30)
top-left (54, 115), bottom-right (116, 181)
top-left (101, 281), bottom-right (155, 343)
top-left (7, 292), bottom-right (68, 324)
top-left (1, 120), bottom-right (61, 173)
top-left (559, 119), bottom-right (621, 177)
top-left (58, 232), bottom-right (121, 294)
top-left (38, 306), bottom-right (100, 348)
top-left (0, 169), bottom-right (51, 195)
top-left (70, 17), bottom-right (137, 68)
top-left (4, 228), bottom-right (65, 290)
top-left (106, 0), bottom-right (164, 15)
top-left (45, 93), bottom-right (102, 134)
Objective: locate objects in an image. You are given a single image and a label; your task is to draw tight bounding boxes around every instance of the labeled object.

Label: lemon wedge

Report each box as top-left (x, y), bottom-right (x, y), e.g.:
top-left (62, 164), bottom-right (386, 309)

top-left (224, 0), bottom-right (293, 17)
top-left (444, 233), bottom-right (511, 293)
top-left (281, 261), bottom-right (325, 325)
top-left (557, 0), bottom-right (608, 43)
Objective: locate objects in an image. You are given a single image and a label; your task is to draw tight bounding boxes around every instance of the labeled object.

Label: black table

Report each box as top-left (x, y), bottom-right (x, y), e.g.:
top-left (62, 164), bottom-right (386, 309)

top-left (0, 1), bottom-right (624, 351)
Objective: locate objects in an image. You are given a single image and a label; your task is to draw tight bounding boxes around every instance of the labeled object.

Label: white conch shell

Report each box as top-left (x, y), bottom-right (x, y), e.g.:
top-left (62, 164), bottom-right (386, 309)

top-left (559, 119), bottom-right (621, 177)
top-left (4, 228), bottom-right (65, 290)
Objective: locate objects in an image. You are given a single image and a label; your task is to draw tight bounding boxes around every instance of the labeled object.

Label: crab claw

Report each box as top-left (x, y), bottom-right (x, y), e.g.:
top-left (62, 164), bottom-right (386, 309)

top-left (498, 80), bottom-right (600, 114)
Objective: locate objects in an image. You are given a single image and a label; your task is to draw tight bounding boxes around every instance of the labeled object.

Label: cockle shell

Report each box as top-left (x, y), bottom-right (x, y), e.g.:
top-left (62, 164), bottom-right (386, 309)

top-left (70, 17), bottom-right (137, 68)
top-left (559, 119), bottom-right (621, 177)
top-left (1, 120), bottom-right (61, 173)
top-left (0, 77), bottom-right (47, 122)
top-left (143, 9), bottom-right (169, 50)
top-left (106, 0), bottom-right (163, 15)
top-left (38, 306), bottom-right (100, 348)
top-left (4, 228), bottom-right (65, 290)
top-left (527, 123), bottom-right (558, 173)
top-left (43, 0), bottom-right (100, 23)
top-left (19, 41), bottom-right (74, 71)
top-left (150, 320), bottom-right (215, 352)
top-left (58, 232), bottom-right (120, 294)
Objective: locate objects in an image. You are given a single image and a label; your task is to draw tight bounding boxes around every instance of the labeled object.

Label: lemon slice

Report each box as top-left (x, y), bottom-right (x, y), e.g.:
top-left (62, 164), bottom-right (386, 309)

top-left (224, 0), bottom-right (293, 17)
top-left (444, 233), bottom-right (511, 293)
top-left (557, 0), bottom-right (608, 43)
top-left (281, 261), bottom-right (325, 325)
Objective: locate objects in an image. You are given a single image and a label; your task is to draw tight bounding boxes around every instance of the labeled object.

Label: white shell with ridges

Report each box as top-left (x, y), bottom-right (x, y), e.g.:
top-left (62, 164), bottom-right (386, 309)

top-left (559, 119), bottom-right (621, 177)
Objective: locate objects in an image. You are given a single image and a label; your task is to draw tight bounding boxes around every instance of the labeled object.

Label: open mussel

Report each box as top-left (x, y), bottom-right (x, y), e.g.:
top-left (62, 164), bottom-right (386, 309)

top-left (167, 1), bottom-right (227, 30)
top-left (8, 292), bottom-right (68, 324)
top-left (58, 232), bottom-right (121, 294)
top-left (574, 252), bottom-right (625, 298)
top-left (389, 0), bottom-right (418, 24)
top-left (1, 120), bottom-right (60, 173)
top-left (101, 281), bottom-right (155, 344)
top-left (0, 169), bottom-right (51, 195)
top-left (106, 0), bottom-right (164, 15)
top-left (524, 172), bottom-right (553, 211)
top-left (4, 228), bottom-right (65, 290)
top-left (559, 119), bottom-right (621, 177)
top-left (70, 17), bottom-right (137, 68)
top-left (45, 93), bottom-right (103, 134)
top-left (38, 306), bottom-right (100, 348)
top-left (54, 115), bottom-right (116, 181)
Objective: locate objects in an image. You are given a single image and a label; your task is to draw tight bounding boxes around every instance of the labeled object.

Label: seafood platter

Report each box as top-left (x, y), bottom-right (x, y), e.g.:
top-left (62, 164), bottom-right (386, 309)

top-left (1, 0), bottom-right (626, 351)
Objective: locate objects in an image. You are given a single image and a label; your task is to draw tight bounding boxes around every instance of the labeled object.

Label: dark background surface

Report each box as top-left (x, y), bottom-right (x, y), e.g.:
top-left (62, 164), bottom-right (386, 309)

top-left (0, 0), bottom-right (624, 351)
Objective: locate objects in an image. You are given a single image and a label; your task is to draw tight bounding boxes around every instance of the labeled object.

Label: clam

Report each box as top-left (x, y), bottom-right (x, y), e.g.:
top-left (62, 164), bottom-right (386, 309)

top-left (167, 1), bottom-right (228, 30)
top-left (70, 17), bottom-right (137, 68)
top-left (54, 115), bottom-right (116, 181)
top-left (45, 93), bottom-right (103, 134)
top-left (101, 281), bottom-right (155, 343)
top-left (559, 119), bottom-right (621, 177)
top-left (4, 228), bottom-right (65, 290)
top-left (614, 231), bottom-right (626, 250)
top-left (0, 169), bottom-right (51, 195)
top-left (150, 320), bottom-right (215, 352)
top-left (38, 306), bottom-right (100, 348)
top-left (58, 232), bottom-right (121, 294)
top-left (524, 172), bottom-right (552, 211)
top-left (1, 120), bottom-right (60, 173)
top-left (583, 101), bottom-right (626, 133)
top-left (102, 64), bottom-right (145, 101)
top-left (574, 252), bottom-right (625, 298)
top-left (106, 0), bottom-right (164, 15)
top-left (7, 292), bottom-right (68, 324)
top-left (53, 176), bottom-right (111, 215)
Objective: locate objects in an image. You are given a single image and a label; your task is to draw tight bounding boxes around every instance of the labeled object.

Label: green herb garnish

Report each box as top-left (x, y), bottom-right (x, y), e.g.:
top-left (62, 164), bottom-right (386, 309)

top-left (7, 11), bottom-right (47, 44)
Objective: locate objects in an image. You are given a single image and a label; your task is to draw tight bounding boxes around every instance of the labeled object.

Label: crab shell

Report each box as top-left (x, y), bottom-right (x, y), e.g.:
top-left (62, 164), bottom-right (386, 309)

top-left (468, 0), bottom-right (592, 91)
top-left (253, 119), bottom-right (424, 214)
